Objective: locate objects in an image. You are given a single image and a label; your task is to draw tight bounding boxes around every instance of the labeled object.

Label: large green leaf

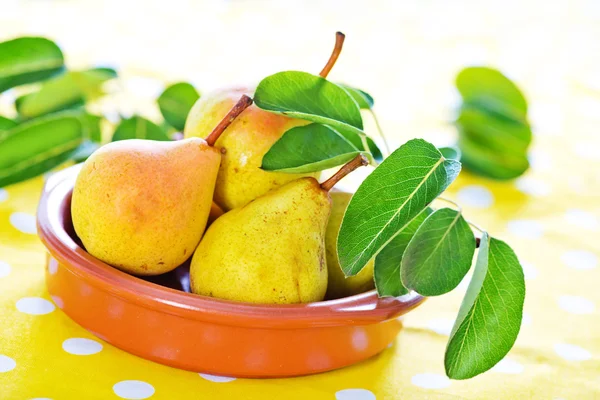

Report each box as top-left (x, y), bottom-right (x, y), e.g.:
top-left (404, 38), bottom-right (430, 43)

top-left (254, 71), bottom-right (382, 160)
top-left (71, 140), bottom-right (100, 163)
top-left (16, 68), bottom-right (116, 119)
top-left (374, 208), bottom-right (431, 297)
top-left (0, 113), bottom-right (83, 187)
top-left (261, 123), bottom-right (363, 173)
top-left (401, 208), bottom-right (476, 296)
top-left (339, 84), bottom-right (374, 109)
top-left (112, 116), bottom-right (171, 142)
top-left (456, 67), bottom-right (527, 119)
top-left (0, 37), bottom-right (65, 93)
top-left (337, 139), bottom-right (461, 276)
top-left (157, 82), bottom-right (200, 131)
top-left (79, 113), bottom-right (103, 143)
top-left (458, 136), bottom-right (530, 180)
top-left (0, 116), bottom-right (17, 131)
top-left (438, 146), bottom-right (461, 161)
top-left (445, 233), bottom-right (525, 379)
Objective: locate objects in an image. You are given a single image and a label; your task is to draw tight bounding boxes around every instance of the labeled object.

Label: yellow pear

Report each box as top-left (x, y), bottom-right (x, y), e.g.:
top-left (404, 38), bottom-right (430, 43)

top-left (183, 32), bottom-right (346, 211)
top-left (72, 95), bottom-right (253, 275)
top-left (325, 191), bottom-right (375, 299)
top-left (190, 154), bottom-right (367, 304)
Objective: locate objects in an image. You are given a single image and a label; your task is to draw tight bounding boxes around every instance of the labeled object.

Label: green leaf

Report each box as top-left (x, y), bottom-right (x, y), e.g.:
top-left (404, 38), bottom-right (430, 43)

top-left (456, 67), bottom-right (527, 119)
top-left (0, 37), bottom-right (65, 93)
top-left (438, 146), bottom-right (461, 161)
top-left (15, 67), bottom-right (116, 119)
top-left (339, 84), bottom-right (374, 109)
top-left (0, 116), bottom-right (17, 131)
top-left (458, 136), bottom-right (529, 180)
top-left (337, 139), bottom-right (461, 276)
top-left (0, 113), bottom-right (83, 187)
top-left (157, 82), bottom-right (200, 131)
top-left (374, 208), bottom-right (432, 297)
top-left (78, 113), bottom-right (103, 143)
top-left (401, 208), bottom-right (476, 296)
top-left (71, 140), bottom-right (100, 163)
top-left (445, 233), bottom-right (525, 379)
top-left (112, 116), bottom-right (171, 142)
top-left (261, 123), bottom-right (363, 173)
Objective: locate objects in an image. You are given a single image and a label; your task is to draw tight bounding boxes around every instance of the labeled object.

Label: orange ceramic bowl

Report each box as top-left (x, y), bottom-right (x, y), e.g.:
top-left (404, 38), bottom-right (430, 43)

top-left (37, 165), bottom-right (425, 378)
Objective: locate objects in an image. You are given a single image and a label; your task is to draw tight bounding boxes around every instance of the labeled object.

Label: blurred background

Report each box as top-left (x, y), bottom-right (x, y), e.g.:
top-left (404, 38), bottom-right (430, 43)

top-left (1, 0), bottom-right (599, 398)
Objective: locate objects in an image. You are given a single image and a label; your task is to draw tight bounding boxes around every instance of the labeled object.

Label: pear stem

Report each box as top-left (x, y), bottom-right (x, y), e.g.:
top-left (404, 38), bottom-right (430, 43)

top-left (320, 154), bottom-right (368, 192)
top-left (319, 32), bottom-right (345, 78)
top-left (205, 95), bottom-right (253, 147)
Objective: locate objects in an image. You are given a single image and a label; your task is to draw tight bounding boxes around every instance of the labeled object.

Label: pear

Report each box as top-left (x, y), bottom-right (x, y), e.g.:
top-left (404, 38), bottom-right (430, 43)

top-left (183, 32), bottom-right (346, 211)
top-left (325, 191), bottom-right (375, 299)
top-left (190, 154), bottom-right (368, 304)
top-left (71, 95), bottom-right (253, 275)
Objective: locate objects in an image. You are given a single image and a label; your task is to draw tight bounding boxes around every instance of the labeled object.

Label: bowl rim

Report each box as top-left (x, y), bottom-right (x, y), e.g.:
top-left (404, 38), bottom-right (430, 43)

top-left (37, 165), bottom-right (425, 329)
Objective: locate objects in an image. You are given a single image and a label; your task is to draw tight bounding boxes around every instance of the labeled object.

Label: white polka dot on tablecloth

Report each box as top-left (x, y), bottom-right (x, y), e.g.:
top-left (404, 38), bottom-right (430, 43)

top-left (554, 343), bottom-right (592, 361)
top-left (561, 250), bottom-right (597, 270)
top-left (62, 338), bottom-right (103, 355)
top-left (426, 318), bottom-right (454, 336)
top-left (0, 188), bottom-right (8, 202)
top-left (573, 142), bottom-right (600, 161)
top-left (113, 380), bottom-right (155, 399)
top-left (564, 209), bottom-right (599, 230)
top-left (0, 261), bottom-right (11, 278)
top-left (16, 297), bottom-right (55, 315)
top-left (507, 220), bottom-right (544, 239)
top-left (199, 373), bottom-right (236, 383)
top-left (335, 388), bottom-right (376, 400)
top-left (491, 358), bottom-right (524, 374)
top-left (521, 261), bottom-right (538, 280)
top-left (9, 212), bottom-right (37, 235)
top-left (515, 177), bottom-right (551, 197)
top-left (411, 373), bottom-right (450, 389)
top-left (528, 150), bottom-right (553, 171)
top-left (456, 185), bottom-right (494, 209)
top-left (521, 312), bottom-right (532, 327)
top-left (558, 295), bottom-right (595, 314)
top-left (0, 355), bottom-right (16, 372)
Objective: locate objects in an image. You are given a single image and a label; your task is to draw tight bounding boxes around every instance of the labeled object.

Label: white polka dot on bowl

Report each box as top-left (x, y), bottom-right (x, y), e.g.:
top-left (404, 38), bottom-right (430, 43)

top-left (554, 343), bottom-right (592, 361)
top-left (113, 380), bottom-right (155, 399)
top-left (62, 338), bottom-right (103, 355)
top-left (335, 388), bottom-right (376, 400)
top-left (456, 185), bottom-right (494, 209)
top-left (199, 373), bottom-right (236, 383)
top-left (561, 250), bottom-right (597, 270)
top-left (558, 295), bottom-right (595, 314)
top-left (411, 373), bottom-right (450, 389)
top-left (16, 297), bottom-right (55, 315)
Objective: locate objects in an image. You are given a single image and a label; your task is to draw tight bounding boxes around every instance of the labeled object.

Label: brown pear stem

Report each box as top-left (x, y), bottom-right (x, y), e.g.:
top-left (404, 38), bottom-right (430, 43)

top-left (320, 154), bottom-right (368, 192)
top-left (205, 95), bottom-right (253, 146)
top-left (319, 32), bottom-right (345, 78)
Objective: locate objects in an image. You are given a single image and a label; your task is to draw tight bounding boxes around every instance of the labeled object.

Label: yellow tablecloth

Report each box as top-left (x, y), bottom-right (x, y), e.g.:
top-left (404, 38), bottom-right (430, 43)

top-left (1, 0), bottom-right (599, 398)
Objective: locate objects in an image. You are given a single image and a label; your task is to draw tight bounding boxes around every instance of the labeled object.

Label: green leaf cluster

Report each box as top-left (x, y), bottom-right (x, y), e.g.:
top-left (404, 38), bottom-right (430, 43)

top-left (455, 67), bottom-right (532, 179)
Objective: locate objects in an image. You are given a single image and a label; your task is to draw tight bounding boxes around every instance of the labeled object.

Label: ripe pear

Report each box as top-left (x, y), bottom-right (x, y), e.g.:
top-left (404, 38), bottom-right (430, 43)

top-left (72, 95), bottom-right (253, 275)
top-left (183, 32), bottom-right (346, 211)
top-left (190, 154), bottom-right (368, 304)
top-left (325, 191), bottom-right (375, 299)
top-left (184, 87), bottom-right (318, 211)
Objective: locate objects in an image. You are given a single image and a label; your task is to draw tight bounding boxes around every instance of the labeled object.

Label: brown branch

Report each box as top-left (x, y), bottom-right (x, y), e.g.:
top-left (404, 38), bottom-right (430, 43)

top-left (319, 32), bottom-right (345, 78)
top-left (320, 154), bottom-right (368, 191)
top-left (205, 95), bottom-right (253, 146)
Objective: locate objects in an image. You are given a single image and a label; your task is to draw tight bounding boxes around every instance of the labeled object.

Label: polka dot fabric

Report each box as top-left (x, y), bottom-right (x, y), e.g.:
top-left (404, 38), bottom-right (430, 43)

top-left (1, 1), bottom-right (599, 398)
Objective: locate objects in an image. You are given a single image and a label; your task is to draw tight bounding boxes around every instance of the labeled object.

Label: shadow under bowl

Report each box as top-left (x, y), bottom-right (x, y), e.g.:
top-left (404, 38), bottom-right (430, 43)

top-left (37, 165), bottom-right (425, 378)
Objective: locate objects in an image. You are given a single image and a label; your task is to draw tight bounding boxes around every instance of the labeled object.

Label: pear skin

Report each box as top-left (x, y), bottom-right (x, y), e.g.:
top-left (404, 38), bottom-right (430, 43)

top-left (72, 138), bottom-right (220, 275)
top-left (325, 191), bottom-right (375, 299)
top-left (190, 177), bottom-right (330, 304)
top-left (184, 87), bottom-right (320, 211)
